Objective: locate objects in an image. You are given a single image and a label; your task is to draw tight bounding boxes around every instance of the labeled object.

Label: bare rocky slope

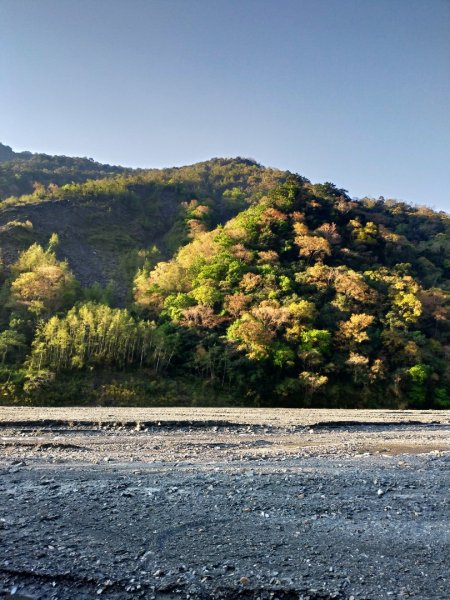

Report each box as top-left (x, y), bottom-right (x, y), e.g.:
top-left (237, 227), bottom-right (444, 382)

top-left (0, 192), bottom-right (182, 290)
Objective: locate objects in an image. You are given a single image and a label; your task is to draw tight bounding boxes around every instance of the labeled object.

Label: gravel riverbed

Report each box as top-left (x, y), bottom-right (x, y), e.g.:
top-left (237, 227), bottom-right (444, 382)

top-left (0, 409), bottom-right (449, 600)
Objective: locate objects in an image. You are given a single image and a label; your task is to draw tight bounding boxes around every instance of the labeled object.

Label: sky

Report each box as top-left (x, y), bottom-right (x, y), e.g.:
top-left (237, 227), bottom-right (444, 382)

top-left (1, 0), bottom-right (449, 212)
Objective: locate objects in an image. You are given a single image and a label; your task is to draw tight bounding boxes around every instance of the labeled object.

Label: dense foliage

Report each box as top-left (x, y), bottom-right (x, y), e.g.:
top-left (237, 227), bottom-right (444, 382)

top-left (0, 150), bottom-right (448, 407)
top-left (133, 178), bottom-right (450, 407)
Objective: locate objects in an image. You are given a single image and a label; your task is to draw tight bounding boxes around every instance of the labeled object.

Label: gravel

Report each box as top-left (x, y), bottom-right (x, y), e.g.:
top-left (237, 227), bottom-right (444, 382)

top-left (0, 409), bottom-right (449, 599)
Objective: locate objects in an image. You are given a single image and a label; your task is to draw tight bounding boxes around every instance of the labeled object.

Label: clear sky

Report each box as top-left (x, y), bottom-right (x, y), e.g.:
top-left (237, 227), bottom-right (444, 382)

top-left (1, 0), bottom-right (449, 211)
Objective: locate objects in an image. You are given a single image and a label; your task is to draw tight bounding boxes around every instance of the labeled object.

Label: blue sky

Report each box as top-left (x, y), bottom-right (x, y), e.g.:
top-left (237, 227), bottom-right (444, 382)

top-left (1, 0), bottom-right (449, 211)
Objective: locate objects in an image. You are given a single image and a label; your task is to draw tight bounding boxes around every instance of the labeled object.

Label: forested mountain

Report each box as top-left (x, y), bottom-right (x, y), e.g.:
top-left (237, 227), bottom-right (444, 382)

top-left (0, 144), bottom-right (448, 408)
top-left (0, 142), bottom-right (129, 200)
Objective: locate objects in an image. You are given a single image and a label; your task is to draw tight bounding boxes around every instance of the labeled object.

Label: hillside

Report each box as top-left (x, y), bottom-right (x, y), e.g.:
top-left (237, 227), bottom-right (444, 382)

top-left (0, 145), bottom-right (448, 408)
top-left (132, 177), bottom-right (450, 407)
top-left (0, 142), bottom-right (129, 200)
top-left (0, 156), bottom-right (289, 297)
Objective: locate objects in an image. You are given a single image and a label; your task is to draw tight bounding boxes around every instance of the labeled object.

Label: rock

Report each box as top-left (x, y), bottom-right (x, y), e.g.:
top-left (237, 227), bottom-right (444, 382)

top-left (121, 490), bottom-right (134, 497)
top-left (153, 569), bottom-right (165, 577)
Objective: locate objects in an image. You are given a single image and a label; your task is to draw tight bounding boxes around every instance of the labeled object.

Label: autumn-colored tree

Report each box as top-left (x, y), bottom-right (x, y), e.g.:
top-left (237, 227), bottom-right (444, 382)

top-left (338, 313), bottom-right (375, 347)
top-left (298, 371), bottom-right (328, 399)
top-left (179, 305), bottom-right (221, 329)
top-left (295, 235), bottom-right (331, 262)
top-left (316, 222), bottom-right (342, 245)
top-left (227, 313), bottom-right (274, 360)
top-left (250, 300), bottom-right (289, 333)
top-left (10, 238), bottom-right (77, 317)
top-left (224, 293), bottom-right (251, 317)
top-left (346, 352), bottom-right (370, 385)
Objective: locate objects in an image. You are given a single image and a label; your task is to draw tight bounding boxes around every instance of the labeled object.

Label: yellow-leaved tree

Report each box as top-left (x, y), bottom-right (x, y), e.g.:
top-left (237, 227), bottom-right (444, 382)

top-left (10, 234), bottom-right (78, 317)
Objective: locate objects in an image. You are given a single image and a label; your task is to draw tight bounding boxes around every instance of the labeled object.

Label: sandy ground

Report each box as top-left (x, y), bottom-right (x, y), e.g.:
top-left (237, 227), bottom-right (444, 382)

top-left (0, 409), bottom-right (449, 600)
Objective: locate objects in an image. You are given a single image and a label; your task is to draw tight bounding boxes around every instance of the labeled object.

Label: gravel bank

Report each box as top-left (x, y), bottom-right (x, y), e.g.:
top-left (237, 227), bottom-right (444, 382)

top-left (0, 409), bottom-right (449, 599)
top-left (1, 407), bottom-right (448, 427)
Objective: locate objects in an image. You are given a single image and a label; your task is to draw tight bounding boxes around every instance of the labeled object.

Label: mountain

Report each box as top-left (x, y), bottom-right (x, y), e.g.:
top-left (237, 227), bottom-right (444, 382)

top-left (0, 142), bottom-right (129, 200)
top-left (0, 144), bottom-right (448, 408)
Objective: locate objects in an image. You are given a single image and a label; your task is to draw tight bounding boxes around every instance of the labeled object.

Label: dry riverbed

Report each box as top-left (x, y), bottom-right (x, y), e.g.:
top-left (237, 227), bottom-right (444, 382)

top-left (0, 409), bottom-right (449, 600)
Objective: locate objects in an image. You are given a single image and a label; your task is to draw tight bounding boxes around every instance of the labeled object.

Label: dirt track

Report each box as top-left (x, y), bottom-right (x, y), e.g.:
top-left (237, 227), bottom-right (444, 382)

top-left (1, 409), bottom-right (449, 600)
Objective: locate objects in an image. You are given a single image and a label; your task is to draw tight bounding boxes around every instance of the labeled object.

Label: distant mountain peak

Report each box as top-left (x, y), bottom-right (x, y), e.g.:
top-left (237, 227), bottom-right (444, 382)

top-left (0, 142), bottom-right (33, 162)
top-left (0, 143), bottom-right (15, 161)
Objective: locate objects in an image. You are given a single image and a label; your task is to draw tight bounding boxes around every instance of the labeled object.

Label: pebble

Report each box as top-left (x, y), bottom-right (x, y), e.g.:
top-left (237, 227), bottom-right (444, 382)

top-left (153, 569), bottom-right (164, 577)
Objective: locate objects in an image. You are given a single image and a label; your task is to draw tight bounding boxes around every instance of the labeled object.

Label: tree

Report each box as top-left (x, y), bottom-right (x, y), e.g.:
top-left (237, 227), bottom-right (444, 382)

top-left (179, 305), bottom-right (220, 329)
top-left (346, 352), bottom-right (370, 385)
top-left (298, 371), bottom-right (328, 400)
top-left (0, 329), bottom-right (26, 364)
top-left (316, 222), bottom-right (342, 245)
top-left (227, 314), bottom-right (274, 360)
top-left (10, 239), bottom-right (78, 317)
top-left (250, 300), bottom-right (289, 333)
top-left (295, 234), bottom-right (331, 263)
top-left (298, 329), bottom-right (331, 368)
top-left (407, 364), bottom-right (430, 407)
top-left (338, 313), bottom-right (375, 347)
